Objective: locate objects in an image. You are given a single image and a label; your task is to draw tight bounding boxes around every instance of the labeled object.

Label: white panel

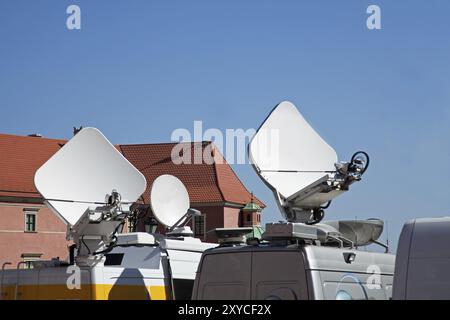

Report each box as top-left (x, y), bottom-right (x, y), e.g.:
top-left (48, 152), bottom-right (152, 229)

top-left (46, 201), bottom-right (96, 226)
top-left (160, 238), bottom-right (217, 252)
top-left (249, 101), bottom-right (337, 199)
top-left (166, 249), bottom-right (203, 280)
top-left (34, 127), bottom-right (147, 226)
top-left (150, 175), bottom-right (190, 228)
top-left (260, 171), bottom-right (328, 199)
top-left (249, 101), bottom-right (337, 173)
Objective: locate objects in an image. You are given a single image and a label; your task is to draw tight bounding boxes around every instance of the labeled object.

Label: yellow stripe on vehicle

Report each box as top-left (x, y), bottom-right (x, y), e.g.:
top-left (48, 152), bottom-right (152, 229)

top-left (1, 284), bottom-right (168, 300)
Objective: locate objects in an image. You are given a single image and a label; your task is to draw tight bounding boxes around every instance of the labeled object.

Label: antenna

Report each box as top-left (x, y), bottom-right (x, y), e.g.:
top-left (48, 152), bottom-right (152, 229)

top-left (150, 174), bottom-right (200, 237)
top-left (385, 220), bottom-right (390, 253)
top-left (249, 101), bottom-right (369, 224)
top-left (35, 127), bottom-right (147, 226)
top-left (34, 127), bottom-right (147, 264)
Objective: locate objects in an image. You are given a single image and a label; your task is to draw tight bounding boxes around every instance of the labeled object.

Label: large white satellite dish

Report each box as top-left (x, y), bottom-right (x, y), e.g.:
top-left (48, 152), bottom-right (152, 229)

top-left (249, 101), bottom-right (369, 224)
top-left (249, 101), bottom-right (337, 199)
top-left (150, 174), bottom-right (190, 228)
top-left (34, 127), bottom-right (147, 226)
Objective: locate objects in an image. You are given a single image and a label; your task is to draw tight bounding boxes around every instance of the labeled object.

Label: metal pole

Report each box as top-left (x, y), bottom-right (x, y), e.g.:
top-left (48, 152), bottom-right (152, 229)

top-left (0, 262), bottom-right (12, 300)
top-left (15, 261), bottom-right (26, 300)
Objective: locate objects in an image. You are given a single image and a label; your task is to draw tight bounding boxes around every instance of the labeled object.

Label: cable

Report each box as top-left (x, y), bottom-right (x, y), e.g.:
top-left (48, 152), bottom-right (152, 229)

top-left (320, 201), bottom-right (332, 209)
top-left (350, 151), bottom-right (370, 175)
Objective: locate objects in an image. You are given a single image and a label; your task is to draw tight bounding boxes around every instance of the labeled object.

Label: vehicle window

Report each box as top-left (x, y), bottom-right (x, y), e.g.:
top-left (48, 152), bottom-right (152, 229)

top-left (104, 253), bottom-right (124, 266)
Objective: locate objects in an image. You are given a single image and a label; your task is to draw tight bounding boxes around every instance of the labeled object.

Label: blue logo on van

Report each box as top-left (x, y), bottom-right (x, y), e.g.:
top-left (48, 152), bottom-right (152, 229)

top-left (335, 273), bottom-right (369, 300)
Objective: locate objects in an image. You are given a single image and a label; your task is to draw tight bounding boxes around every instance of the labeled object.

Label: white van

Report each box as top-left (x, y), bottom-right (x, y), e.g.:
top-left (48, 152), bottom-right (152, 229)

top-left (192, 243), bottom-right (395, 300)
top-left (193, 101), bottom-right (395, 300)
top-left (393, 217), bottom-right (450, 300)
top-left (192, 223), bottom-right (395, 300)
top-left (0, 233), bottom-right (216, 300)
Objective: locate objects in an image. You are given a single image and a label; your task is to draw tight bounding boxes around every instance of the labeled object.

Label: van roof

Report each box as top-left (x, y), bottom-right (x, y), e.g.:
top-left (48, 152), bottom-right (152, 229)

top-left (202, 243), bottom-right (395, 275)
top-left (402, 217), bottom-right (450, 259)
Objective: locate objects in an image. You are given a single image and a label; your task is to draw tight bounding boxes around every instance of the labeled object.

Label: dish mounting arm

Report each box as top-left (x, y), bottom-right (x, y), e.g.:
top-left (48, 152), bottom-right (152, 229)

top-left (278, 151), bottom-right (370, 224)
top-left (68, 189), bottom-right (135, 265)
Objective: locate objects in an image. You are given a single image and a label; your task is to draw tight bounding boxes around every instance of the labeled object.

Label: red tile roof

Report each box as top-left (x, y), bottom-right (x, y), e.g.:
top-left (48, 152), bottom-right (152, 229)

top-left (0, 134), bottom-right (65, 199)
top-left (0, 133), bottom-right (264, 208)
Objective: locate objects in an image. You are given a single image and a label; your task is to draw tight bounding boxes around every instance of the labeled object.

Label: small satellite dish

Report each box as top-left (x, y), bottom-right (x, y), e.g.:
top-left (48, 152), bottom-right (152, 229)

top-left (34, 127), bottom-right (147, 226)
top-left (150, 174), bottom-right (190, 228)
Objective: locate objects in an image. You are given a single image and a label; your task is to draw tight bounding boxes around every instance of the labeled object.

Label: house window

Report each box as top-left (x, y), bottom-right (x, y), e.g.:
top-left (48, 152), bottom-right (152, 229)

top-left (24, 210), bottom-right (37, 232)
top-left (128, 217), bottom-right (136, 233)
top-left (21, 253), bottom-right (42, 269)
top-left (246, 213), bottom-right (252, 222)
top-left (193, 215), bottom-right (206, 238)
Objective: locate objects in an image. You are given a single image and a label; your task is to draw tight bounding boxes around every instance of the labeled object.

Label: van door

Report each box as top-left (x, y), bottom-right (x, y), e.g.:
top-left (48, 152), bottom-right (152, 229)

top-left (251, 251), bottom-right (308, 300)
top-left (193, 252), bottom-right (252, 300)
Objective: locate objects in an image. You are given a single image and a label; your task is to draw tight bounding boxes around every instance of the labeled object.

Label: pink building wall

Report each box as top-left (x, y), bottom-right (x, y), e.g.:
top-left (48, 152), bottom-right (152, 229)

top-left (0, 202), bottom-right (69, 267)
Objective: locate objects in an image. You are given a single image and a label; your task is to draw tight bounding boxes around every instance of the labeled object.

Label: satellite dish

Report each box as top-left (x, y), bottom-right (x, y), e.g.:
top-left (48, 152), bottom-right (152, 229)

top-left (34, 127), bottom-right (147, 226)
top-left (249, 101), bottom-right (369, 224)
top-left (150, 174), bottom-right (190, 228)
top-left (249, 101), bottom-right (337, 199)
top-left (320, 219), bottom-right (384, 246)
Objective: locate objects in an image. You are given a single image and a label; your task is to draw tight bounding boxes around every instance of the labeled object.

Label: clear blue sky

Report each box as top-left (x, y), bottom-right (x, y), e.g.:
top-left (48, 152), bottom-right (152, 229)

top-left (1, 1), bottom-right (449, 252)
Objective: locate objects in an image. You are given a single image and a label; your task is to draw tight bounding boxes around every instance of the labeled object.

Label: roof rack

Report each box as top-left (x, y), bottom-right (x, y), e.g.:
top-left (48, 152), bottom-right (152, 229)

top-left (262, 220), bottom-right (385, 249)
top-left (262, 222), bottom-right (350, 247)
top-left (208, 227), bottom-right (254, 245)
top-left (321, 219), bottom-right (388, 252)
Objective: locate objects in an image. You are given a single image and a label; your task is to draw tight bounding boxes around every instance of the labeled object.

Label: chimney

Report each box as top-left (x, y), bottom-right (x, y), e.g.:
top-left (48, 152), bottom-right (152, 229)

top-left (28, 133), bottom-right (42, 138)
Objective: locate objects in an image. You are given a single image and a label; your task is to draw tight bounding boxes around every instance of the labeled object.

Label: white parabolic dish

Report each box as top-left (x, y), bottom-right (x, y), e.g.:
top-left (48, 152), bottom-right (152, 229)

top-left (150, 174), bottom-right (190, 228)
top-left (34, 127), bottom-right (147, 226)
top-left (248, 101), bottom-right (338, 199)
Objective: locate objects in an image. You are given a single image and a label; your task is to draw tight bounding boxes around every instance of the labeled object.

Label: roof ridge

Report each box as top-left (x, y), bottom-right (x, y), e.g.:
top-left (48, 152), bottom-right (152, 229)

top-left (0, 132), bottom-right (67, 143)
top-left (212, 147), bottom-right (265, 208)
top-left (0, 133), bottom-right (214, 148)
top-left (211, 147), bottom-right (227, 203)
top-left (119, 140), bottom-right (213, 147)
